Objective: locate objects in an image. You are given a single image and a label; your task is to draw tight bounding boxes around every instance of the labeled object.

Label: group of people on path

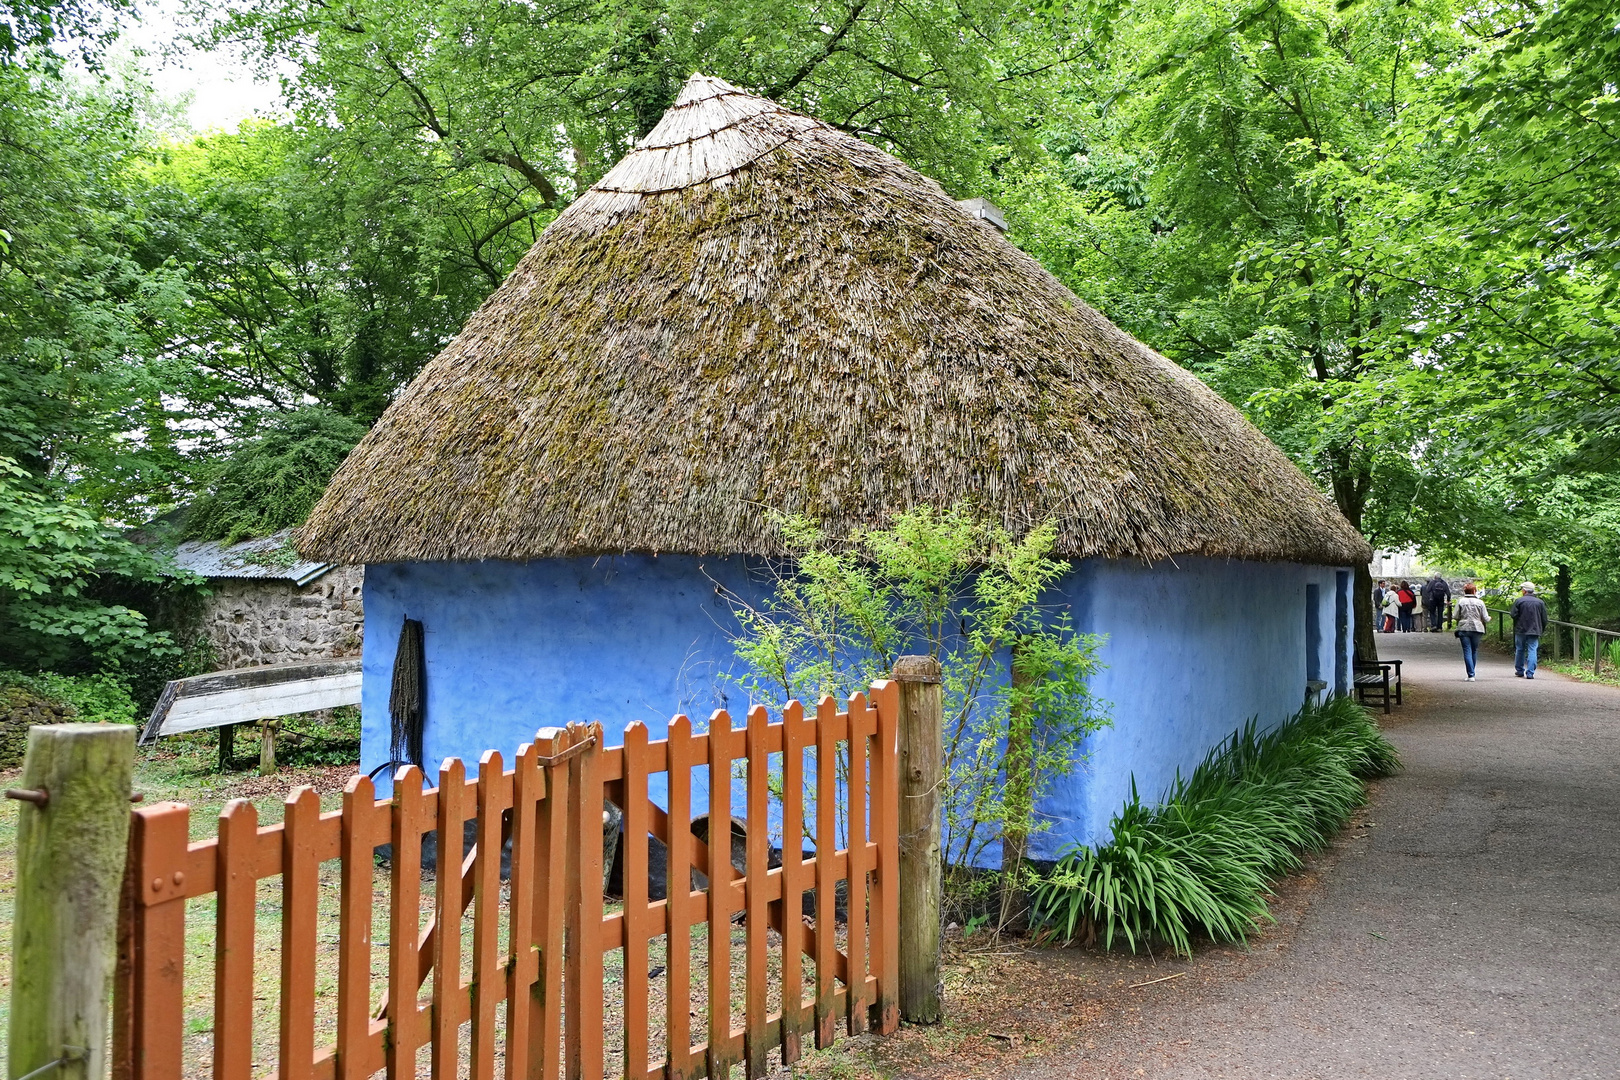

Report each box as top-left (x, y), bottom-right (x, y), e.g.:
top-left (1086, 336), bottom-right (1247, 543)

top-left (1373, 574), bottom-right (1452, 633)
top-left (1451, 582), bottom-right (1549, 681)
top-left (1374, 575), bottom-right (1551, 680)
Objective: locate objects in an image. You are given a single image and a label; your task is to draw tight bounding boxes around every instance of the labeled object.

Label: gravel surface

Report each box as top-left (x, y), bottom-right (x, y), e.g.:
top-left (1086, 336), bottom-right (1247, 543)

top-left (1005, 630), bottom-right (1620, 1079)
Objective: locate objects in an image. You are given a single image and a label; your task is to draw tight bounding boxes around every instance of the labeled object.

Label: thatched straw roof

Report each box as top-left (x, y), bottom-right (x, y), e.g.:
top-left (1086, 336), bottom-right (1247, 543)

top-left (301, 75), bottom-right (1369, 567)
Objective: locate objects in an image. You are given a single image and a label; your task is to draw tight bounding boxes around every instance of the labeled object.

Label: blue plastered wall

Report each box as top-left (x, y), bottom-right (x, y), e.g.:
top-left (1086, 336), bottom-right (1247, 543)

top-left (1029, 557), bottom-right (1352, 857)
top-left (359, 554), bottom-right (1353, 855)
top-left (358, 555), bottom-right (766, 796)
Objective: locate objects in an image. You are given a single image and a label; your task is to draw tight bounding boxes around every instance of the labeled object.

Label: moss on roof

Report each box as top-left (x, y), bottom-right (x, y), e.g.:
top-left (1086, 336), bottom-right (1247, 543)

top-left (301, 75), bottom-right (1369, 567)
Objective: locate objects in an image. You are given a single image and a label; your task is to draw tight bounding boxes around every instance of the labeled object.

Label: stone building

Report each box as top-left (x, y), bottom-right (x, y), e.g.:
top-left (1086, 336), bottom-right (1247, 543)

top-left (172, 530), bottom-right (364, 668)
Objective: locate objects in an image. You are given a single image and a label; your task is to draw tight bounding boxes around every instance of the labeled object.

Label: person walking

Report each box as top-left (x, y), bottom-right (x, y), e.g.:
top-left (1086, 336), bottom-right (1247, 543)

top-left (1454, 583), bottom-right (1489, 680)
top-left (1422, 573), bottom-right (1452, 631)
top-left (1397, 580), bottom-right (1417, 632)
top-left (1511, 582), bottom-right (1549, 678)
top-left (1381, 586), bottom-right (1401, 633)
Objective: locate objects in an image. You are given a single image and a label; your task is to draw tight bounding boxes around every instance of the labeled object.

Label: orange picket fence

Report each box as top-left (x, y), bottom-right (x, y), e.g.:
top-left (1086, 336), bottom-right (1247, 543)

top-left (112, 683), bottom-right (901, 1080)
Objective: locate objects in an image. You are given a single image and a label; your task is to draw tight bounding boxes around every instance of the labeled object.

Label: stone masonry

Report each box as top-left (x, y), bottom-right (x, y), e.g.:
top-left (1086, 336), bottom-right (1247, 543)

top-left (197, 564), bottom-right (364, 669)
top-left (0, 687), bottom-right (75, 769)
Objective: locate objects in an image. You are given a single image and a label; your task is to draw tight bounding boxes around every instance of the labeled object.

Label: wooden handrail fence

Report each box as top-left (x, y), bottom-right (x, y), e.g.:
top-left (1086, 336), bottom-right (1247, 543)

top-left (111, 685), bottom-right (903, 1080)
top-left (1487, 607), bottom-right (1619, 676)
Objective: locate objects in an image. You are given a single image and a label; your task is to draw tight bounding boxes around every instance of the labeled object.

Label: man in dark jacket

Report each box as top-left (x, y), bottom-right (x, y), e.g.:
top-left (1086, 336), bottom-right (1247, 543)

top-left (1511, 582), bottom-right (1549, 678)
top-left (1422, 574), bottom-right (1451, 631)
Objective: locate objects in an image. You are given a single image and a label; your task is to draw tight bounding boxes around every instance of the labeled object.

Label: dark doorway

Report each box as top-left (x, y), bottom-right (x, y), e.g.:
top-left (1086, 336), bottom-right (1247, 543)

top-left (1335, 570), bottom-right (1351, 694)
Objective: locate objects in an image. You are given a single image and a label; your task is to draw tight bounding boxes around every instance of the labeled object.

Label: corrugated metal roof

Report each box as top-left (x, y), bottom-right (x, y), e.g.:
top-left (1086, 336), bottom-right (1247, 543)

top-left (169, 529), bottom-right (334, 586)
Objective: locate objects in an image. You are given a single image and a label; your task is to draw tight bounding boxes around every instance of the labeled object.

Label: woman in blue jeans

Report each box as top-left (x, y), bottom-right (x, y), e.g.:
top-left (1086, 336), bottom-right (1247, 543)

top-left (1453, 583), bottom-right (1490, 680)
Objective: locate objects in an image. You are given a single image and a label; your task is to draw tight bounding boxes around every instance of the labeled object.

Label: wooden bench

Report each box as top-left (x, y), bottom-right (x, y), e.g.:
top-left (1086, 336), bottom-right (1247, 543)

top-left (1353, 659), bottom-right (1403, 714)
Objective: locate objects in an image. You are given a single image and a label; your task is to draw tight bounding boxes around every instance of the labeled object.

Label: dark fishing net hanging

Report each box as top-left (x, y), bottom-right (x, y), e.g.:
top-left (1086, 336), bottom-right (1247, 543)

top-left (389, 617), bottom-right (426, 769)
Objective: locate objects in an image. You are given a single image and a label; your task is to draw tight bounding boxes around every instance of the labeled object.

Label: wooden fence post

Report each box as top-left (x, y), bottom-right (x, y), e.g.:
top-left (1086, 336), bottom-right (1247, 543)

top-left (892, 656), bottom-right (943, 1025)
top-left (259, 720), bottom-right (278, 775)
top-left (8, 723), bottom-right (136, 1080)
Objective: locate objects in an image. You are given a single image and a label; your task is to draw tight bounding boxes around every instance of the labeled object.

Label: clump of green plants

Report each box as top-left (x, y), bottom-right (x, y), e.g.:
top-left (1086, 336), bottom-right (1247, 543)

top-left (0, 669), bottom-right (139, 724)
top-left (722, 505), bottom-right (1111, 930)
top-left (1032, 695), bottom-right (1399, 957)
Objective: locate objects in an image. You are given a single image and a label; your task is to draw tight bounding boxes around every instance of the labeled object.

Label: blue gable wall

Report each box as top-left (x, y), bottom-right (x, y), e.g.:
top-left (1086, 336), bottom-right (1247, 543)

top-left (359, 554), bottom-right (1351, 854)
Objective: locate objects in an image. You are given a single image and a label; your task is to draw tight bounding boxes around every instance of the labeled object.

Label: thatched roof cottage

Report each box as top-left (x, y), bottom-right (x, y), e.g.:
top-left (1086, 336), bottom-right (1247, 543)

top-left (302, 75), bottom-right (1369, 854)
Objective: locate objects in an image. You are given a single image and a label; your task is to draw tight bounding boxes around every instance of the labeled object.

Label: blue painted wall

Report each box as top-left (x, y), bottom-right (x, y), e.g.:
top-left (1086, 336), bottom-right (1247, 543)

top-left (359, 554), bottom-right (1352, 855)
top-left (1032, 557), bottom-right (1351, 857)
top-left (359, 555), bottom-right (766, 795)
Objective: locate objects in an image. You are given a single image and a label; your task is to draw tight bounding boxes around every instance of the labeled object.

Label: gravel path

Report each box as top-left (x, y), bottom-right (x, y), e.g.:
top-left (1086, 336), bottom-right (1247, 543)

top-left (1018, 630), bottom-right (1620, 1079)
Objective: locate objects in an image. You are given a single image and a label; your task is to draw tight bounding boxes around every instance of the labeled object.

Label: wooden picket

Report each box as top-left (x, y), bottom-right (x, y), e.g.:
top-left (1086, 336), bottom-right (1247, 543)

top-left (113, 683), bottom-right (903, 1080)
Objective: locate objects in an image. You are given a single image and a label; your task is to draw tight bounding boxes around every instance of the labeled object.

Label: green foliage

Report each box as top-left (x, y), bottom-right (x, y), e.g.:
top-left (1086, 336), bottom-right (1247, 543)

top-left (198, 0), bottom-right (1094, 213)
top-left (1, 0), bottom-right (129, 64)
top-left (724, 507), bottom-right (1111, 870)
top-left (0, 457), bottom-right (178, 668)
top-left (1033, 695), bottom-right (1399, 956)
top-left (0, 61), bottom-right (195, 521)
top-left (142, 122), bottom-right (491, 421)
top-left (990, 0), bottom-right (1620, 650)
top-left (183, 407), bottom-right (367, 543)
top-left (272, 706), bottom-right (362, 768)
top-left (0, 669), bottom-right (139, 725)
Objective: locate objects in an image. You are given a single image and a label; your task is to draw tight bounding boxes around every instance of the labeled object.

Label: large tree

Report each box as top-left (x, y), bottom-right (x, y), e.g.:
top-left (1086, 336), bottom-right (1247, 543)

top-left (194, 0), bottom-right (1098, 285)
top-left (0, 7), bottom-right (194, 670)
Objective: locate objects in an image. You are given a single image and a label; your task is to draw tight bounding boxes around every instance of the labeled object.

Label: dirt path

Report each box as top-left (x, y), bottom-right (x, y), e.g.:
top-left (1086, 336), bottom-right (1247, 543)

top-left (999, 630), bottom-right (1620, 1079)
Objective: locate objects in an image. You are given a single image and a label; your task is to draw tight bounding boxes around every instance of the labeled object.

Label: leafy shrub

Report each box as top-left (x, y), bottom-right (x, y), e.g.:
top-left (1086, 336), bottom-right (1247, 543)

top-left (0, 669), bottom-right (139, 725)
top-left (185, 407), bottom-right (367, 543)
top-left (1, 457), bottom-right (179, 669)
top-left (1032, 695), bottom-right (1399, 956)
top-left (724, 508), bottom-right (1111, 871)
top-left (275, 705), bottom-right (363, 767)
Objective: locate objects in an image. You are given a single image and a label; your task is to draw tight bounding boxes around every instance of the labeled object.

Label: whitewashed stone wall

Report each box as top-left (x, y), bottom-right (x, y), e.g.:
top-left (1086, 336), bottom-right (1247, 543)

top-left (198, 565), bottom-right (364, 668)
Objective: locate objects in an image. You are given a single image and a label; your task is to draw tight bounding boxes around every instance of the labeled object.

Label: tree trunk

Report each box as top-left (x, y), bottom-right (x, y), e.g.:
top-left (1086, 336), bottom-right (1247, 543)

top-left (1556, 563), bottom-right (1572, 657)
top-left (1353, 562), bottom-right (1378, 663)
top-left (998, 640), bottom-right (1035, 934)
top-left (1329, 462), bottom-right (1376, 664)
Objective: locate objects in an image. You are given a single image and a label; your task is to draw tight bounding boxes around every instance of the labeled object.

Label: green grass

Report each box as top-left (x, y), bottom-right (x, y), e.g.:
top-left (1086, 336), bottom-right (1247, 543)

top-left (1486, 635), bottom-right (1620, 688)
top-left (1032, 696), bottom-right (1400, 957)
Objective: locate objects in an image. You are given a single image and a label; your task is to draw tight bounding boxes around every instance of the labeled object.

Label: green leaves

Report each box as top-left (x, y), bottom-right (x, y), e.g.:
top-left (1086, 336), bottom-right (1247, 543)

top-left (0, 456), bottom-right (178, 668)
top-left (183, 407), bottom-right (367, 544)
top-left (723, 506), bottom-right (1112, 870)
top-left (1033, 695), bottom-right (1400, 955)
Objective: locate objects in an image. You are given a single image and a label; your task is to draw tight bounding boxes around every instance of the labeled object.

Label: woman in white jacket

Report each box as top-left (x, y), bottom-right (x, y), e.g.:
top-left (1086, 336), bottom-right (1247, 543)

top-left (1454, 583), bottom-right (1490, 681)
top-left (1381, 588), bottom-right (1402, 634)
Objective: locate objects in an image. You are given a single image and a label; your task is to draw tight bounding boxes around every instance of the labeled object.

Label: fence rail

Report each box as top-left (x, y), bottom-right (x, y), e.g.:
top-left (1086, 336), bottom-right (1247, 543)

top-left (113, 685), bottom-right (902, 1080)
top-left (1486, 607), bottom-right (1619, 676)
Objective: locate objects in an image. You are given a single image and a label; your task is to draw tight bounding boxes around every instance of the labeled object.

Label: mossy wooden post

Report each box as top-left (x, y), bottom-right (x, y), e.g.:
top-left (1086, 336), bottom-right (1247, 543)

top-left (893, 655), bottom-right (943, 1024)
top-left (259, 720), bottom-right (277, 775)
top-left (9, 723), bottom-right (136, 1080)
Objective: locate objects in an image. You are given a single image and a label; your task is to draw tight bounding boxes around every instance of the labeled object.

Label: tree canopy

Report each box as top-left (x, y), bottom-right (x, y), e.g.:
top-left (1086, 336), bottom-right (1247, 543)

top-left (3, 0), bottom-right (1617, 685)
